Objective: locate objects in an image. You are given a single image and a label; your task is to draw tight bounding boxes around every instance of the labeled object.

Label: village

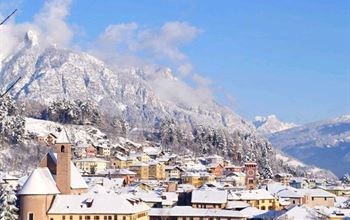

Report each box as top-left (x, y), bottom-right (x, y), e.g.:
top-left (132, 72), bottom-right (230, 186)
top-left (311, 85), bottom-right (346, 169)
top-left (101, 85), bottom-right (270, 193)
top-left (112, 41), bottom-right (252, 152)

top-left (1, 130), bottom-right (350, 220)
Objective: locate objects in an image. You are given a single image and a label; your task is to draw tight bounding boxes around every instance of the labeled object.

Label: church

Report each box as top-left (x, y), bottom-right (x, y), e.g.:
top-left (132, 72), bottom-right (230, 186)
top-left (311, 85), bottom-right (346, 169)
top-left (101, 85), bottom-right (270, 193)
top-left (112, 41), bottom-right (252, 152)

top-left (19, 132), bottom-right (150, 220)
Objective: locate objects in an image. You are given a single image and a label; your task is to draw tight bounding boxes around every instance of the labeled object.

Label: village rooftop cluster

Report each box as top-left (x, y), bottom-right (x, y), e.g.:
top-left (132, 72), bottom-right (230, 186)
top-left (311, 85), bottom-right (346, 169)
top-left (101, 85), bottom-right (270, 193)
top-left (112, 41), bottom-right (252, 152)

top-left (1, 131), bottom-right (350, 220)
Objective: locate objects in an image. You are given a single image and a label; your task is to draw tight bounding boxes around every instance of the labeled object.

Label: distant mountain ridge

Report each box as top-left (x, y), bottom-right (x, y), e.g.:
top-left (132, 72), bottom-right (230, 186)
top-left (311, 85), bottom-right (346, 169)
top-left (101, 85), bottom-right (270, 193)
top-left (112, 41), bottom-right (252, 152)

top-left (268, 115), bottom-right (350, 177)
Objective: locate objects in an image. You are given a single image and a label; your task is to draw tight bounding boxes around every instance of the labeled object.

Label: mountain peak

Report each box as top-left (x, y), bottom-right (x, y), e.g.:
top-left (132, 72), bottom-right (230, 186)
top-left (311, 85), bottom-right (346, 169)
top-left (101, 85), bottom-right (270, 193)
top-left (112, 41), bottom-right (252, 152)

top-left (24, 30), bottom-right (39, 47)
top-left (254, 114), bottom-right (297, 135)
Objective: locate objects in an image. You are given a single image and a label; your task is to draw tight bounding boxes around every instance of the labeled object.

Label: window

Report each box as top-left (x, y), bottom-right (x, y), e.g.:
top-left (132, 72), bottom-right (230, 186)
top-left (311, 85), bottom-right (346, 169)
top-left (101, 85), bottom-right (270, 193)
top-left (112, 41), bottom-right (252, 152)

top-left (94, 216), bottom-right (100, 220)
top-left (61, 145), bottom-right (65, 152)
top-left (123, 216), bottom-right (126, 220)
top-left (312, 197), bottom-right (314, 201)
top-left (63, 216), bottom-right (66, 220)
top-left (324, 197), bottom-right (327, 201)
top-left (108, 217), bottom-right (112, 220)
top-left (28, 213), bottom-right (34, 220)
top-left (70, 216), bottom-right (73, 220)
top-left (292, 200), bottom-right (295, 204)
top-left (85, 217), bottom-right (91, 220)
top-left (104, 217), bottom-right (107, 220)
top-left (51, 218), bottom-right (54, 220)
top-left (80, 217), bottom-right (83, 220)
top-left (261, 206), bottom-right (266, 210)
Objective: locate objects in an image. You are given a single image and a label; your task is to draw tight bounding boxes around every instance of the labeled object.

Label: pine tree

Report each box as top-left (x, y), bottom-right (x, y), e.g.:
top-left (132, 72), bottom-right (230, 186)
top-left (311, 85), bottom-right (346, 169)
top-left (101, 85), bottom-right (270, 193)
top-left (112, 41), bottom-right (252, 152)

top-left (0, 185), bottom-right (19, 220)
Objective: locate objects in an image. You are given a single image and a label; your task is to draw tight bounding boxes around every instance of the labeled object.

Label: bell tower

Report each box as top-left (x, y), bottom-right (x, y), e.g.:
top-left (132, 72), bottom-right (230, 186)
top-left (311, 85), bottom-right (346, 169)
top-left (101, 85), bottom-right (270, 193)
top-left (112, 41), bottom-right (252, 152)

top-left (245, 162), bottom-right (257, 190)
top-left (55, 131), bottom-right (72, 194)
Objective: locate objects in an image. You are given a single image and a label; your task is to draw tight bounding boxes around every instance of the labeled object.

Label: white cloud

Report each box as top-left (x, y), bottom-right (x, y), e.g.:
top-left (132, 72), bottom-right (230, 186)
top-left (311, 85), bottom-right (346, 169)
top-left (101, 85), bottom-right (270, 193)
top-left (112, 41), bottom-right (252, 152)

top-left (0, 0), bottom-right (73, 63)
top-left (33, 0), bottom-right (73, 47)
top-left (132, 21), bottom-right (200, 62)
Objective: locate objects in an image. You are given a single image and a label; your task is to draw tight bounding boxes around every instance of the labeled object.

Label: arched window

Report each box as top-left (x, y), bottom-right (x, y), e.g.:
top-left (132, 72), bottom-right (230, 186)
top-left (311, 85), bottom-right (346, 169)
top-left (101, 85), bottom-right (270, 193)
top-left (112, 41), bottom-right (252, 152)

top-left (61, 145), bottom-right (65, 153)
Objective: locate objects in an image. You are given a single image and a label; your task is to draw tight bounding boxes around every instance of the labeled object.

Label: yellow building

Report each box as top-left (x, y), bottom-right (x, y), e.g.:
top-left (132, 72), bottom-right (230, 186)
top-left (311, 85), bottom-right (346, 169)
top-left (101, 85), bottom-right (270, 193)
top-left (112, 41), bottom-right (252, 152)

top-left (238, 189), bottom-right (279, 210)
top-left (182, 172), bottom-right (215, 188)
top-left (75, 157), bottom-right (109, 174)
top-left (126, 156), bottom-right (140, 167)
top-left (97, 146), bottom-right (111, 157)
top-left (129, 162), bottom-right (149, 180)
top-left (111, 155), bottom-right (127, 168)
top-left (165, 166), bottom-right (184, 180)
top-left (149, 161), bottom-right (166, 180)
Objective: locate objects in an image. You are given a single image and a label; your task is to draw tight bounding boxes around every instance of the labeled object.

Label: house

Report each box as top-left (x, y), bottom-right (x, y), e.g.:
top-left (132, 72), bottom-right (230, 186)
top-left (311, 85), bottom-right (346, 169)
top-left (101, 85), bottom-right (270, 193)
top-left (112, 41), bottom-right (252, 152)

top-left (85, 144), bottom-right (97, 157)
top-left (274, 173), bottom-right (292, 186)
top-left (300, 188), bottom-right (336, 208)
top-left (289, 177), bottom-right (309, 189)
top-left (74, 157), bottom-right (109, 174)
top-left (182, 172), bottom-right (215, 188)
top-left (207, 163), bottom-right (224, 177)
top-left (104, 168), bottom-right (137, 184)
top-left (34, 132), bottom-right (57, 145)
top-left (149, 206), bottom-right (246, 220)
top-left (237, 189), bottom-right (279, 210)
top-left (97, 145), bottom-right (111, 157)
top-left (225, 165), bottom-right (243, 173)
top-left (191, 189), bottom-right (227, 209)
top-left (47, 194), bottom-right (150, 220)
top-left (165, 166), bottom-right (184, 180)
top-left (266, 183), bottom-right (304, 207)
top-left (111, 155), bottom-right (127, 168)
top-left (129, 162), bottom-right (150, 180)
top-left (149, 161), bottom-right (166, 180)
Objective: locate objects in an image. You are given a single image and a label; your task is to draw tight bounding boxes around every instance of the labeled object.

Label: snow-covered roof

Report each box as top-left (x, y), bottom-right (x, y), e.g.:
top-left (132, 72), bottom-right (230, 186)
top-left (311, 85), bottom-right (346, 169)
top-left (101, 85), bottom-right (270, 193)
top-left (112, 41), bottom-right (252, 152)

top-left (149, 206), bottom-right (245, 218)
top-left (48, 194), bottom-right (150, 214)
top-left (191, 189), bottom-right (227, 204)
top-left (237, 189), bottom-right (275, 200)
top-left (56, 130), bottom-right (70, 144)
top-left (299, 188), bottom-right (336, 198)
top-left (226, 201), bottom-right (250, 209)
top-left (18, 167), bottom-right (60, 195)
top-left (277, 205), bottom-right (320, 219)
top-left (239, 207), bottom-right (267, 218)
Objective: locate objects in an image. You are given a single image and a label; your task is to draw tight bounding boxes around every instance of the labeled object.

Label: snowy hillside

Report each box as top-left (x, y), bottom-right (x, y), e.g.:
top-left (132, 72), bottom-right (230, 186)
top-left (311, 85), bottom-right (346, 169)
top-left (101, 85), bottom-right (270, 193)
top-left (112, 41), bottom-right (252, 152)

top-left (254, 115), bottom-right (297, 135)
top-left (269, 115), bottom-right (350, 177)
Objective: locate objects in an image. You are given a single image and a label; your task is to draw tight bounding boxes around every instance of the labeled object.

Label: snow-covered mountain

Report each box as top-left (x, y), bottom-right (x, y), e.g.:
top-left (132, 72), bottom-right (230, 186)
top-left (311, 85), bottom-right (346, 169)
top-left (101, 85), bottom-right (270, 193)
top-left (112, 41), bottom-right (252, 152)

top-left (254, 115), bottom-right (297, 135)
top-left (0, 31), bottom-right (337, 179)
top-left (268, 115), bottom-right (350, 177)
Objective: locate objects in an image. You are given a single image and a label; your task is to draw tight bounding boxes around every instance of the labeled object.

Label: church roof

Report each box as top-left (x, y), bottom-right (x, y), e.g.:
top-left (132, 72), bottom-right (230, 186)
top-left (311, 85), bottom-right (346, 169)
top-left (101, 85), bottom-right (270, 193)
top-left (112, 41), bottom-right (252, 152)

top-left (55, 130), bottom-right (70, 144)
top-left (18, 167), bottom-right (60, 195)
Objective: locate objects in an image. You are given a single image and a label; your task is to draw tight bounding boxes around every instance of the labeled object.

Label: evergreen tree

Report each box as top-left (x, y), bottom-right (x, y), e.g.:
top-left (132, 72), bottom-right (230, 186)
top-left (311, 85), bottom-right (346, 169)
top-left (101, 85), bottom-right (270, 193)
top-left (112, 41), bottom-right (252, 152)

top-left (0, 185), bottom-right (19, 220)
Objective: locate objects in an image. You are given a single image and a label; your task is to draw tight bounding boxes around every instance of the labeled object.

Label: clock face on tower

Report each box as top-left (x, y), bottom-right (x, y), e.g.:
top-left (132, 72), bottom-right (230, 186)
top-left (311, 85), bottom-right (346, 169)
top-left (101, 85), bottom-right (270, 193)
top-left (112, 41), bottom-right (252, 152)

top-left (248, 169), bottom-right (255, 177)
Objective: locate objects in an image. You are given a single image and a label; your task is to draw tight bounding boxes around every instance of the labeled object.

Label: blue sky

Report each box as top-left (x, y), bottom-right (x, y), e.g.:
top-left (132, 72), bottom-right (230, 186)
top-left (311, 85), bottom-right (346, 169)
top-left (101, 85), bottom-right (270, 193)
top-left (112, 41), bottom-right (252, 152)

top-left (3, 0), bottom-right (350, 123)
